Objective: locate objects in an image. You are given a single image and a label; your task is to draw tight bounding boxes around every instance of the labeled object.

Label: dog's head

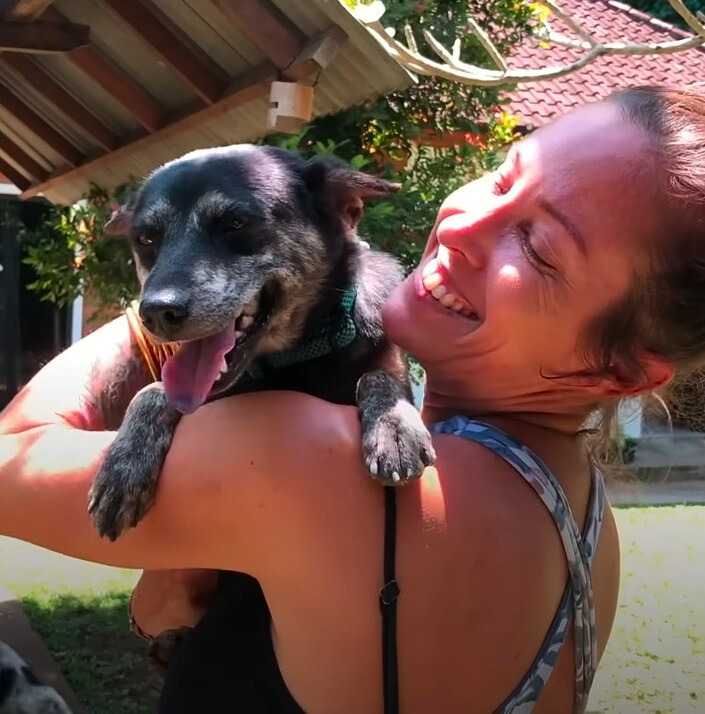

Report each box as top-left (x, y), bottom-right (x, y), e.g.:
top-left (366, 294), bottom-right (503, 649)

top-left (106, 144), bottom-right (399, 414)
top-left (0, 640), bottom-right (71, 714)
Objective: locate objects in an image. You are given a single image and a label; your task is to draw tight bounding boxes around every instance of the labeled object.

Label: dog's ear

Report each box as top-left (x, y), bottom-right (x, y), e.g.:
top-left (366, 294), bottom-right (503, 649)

top-left (103, 200), bottom-right (134, 239)
top-left (303, 156), bottom-right (401, 231)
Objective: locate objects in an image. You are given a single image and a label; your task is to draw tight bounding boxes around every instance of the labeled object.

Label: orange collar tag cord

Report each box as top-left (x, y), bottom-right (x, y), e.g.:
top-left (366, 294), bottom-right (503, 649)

top-left (124, 299), bottom-right (180, 381)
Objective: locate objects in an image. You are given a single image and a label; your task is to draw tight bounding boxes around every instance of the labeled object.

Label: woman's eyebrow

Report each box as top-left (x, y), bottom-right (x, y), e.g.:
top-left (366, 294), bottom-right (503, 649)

top-left (538, 198), bottom-right (587, 255)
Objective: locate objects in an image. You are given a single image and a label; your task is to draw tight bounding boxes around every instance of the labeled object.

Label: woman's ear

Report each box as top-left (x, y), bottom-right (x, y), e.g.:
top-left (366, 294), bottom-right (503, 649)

top-left (589, 352), bottom-right (675, 398)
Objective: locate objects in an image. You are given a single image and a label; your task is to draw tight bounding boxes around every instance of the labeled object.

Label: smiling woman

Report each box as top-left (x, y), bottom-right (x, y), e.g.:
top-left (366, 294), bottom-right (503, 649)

top-left (1, 85), bottom-right (705, 714)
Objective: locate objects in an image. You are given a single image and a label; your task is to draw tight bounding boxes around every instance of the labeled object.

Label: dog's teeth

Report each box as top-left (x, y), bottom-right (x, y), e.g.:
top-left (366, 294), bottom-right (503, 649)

top-left (219, 357), bottom-right (228, 374)
top-left (238, 315), bottom-right (254, 330)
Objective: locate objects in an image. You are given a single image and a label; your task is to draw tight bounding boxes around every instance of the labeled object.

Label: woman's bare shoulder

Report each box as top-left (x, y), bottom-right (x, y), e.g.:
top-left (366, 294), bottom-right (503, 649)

top-left (153, 390), bottom-right (375, 570)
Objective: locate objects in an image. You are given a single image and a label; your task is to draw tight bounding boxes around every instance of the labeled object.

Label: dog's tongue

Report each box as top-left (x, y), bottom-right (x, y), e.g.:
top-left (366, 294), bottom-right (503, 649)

top-left (162, 327), bottom-right (235, 414)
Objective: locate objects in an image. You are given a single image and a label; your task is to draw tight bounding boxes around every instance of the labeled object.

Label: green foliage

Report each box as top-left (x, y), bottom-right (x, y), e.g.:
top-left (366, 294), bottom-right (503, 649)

top-left (21, 182), bottom-right (141, 320)
top-left (262, 1), bottom-right (532, 272)
top-left (627, 0), bottom-right (705, 26)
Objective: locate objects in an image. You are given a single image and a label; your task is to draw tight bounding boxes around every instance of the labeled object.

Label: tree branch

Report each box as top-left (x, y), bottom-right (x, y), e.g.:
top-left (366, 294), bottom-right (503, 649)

top-left (350, 0), bottom-right (705, 87)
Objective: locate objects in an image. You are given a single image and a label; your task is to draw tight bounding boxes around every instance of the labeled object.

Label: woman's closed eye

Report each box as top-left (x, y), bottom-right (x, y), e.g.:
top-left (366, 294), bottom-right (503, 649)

top-left (515, 221), bottom-right (556, 274)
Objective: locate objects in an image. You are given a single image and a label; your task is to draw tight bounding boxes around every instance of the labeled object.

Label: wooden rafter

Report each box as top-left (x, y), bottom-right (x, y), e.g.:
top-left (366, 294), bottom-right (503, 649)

top-left (21, 63), bottom-right (277, 200)
top-left (0, 83), bottom-right (82, 165)
top-left (0, 54), bottom-right (118, 150)
top-left (20, 23), bottom-right (349, 200)
top-left (0, 154), bottom-right (30, 190)
top-left (0, 131), bottom-right (47, 180)
top-left (281, 26), bottom-right (347, 81)
top-left (0, 20), bottom-right (89, 54)
top-left (68, 47), bottom-right (163, 132)
top-left (98, 0), bottom-right (225, 104)
top-left (213, 0), bottom-right (305, 70)
top-left (42, 6), bottom-right (163, 132)
top-left (0, 0), bottom-right (54, 22)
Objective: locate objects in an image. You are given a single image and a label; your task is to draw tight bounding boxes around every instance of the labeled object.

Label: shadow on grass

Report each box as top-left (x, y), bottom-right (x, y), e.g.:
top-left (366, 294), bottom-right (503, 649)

top-left (19, 591), bottom-right (161, 714)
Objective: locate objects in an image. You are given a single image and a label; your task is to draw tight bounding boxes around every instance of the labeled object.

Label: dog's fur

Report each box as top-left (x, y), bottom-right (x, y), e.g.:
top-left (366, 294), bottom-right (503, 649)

top-left (83, 144), bottom-right (436, 689)
top-left (0, 640), bottom-right (71, 714)
top-left (87, 144), bottom-right (435, 541)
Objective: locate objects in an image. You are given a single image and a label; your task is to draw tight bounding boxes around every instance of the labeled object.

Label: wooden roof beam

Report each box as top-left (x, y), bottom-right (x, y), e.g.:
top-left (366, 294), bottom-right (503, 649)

top-left (19, 25), bottom-right (347, 201)
top-left (0, 54), bottom-right (119, 150)
top-left (0, 83), bottom-right (82, 165)
top-left (0, 154), bottom-right (30, 190)
top-left (0, 20), bottom-right (89, 53)
top-left (0, 131), bottom-right (48, 180)
top-left (0, 0), bottom-right (54, 22)
top-left (281, 26), bottom-right (348, 82)
top-left (41, 6), bottom-right (163, 133)
top-left (213, 0), bottom-right (306, 70)
top-left (21, 63), bottom-right (278, 201)
top-left (68, 47), bottom-right (163, 132)
top-left (98, 0), bottom-right (225, 104)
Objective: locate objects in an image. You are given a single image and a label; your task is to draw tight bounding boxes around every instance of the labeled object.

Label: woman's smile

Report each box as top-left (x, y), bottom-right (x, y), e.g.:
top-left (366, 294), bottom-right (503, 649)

top-left (419, 245), bottom-right (478, 320)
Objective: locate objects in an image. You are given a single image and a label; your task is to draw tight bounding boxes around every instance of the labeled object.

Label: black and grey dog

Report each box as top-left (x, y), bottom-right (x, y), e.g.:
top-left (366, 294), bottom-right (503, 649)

top-left (87, 144), bottom-right (435, 542)
top-left (0, 640), bottom-right (71, 714)
top-left (84, 145), bottom-right (435, 687)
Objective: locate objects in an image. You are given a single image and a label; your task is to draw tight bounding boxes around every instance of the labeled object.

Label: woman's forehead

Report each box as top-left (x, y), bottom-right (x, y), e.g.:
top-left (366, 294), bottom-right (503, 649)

top-left (528, 102), bottom-right (658, 183)
top-left (519, 103), bottom-right (660, 243)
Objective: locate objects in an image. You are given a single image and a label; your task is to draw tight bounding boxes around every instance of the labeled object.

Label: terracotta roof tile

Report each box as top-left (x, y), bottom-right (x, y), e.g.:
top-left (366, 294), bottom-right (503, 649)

top-left (502, 0), bottom-right (705, 129)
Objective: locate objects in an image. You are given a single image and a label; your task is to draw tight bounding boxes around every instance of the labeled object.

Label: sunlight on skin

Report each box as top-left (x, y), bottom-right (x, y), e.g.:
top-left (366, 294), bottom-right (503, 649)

top-left (419, 465), bottom-right (446, 529)
top-left (498, 263), bottom-right (521, 285)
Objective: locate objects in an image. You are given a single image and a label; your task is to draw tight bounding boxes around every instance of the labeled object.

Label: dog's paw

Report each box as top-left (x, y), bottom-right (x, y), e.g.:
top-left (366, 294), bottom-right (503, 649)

top-left (88, 386), bottom-right (180, 541)
top-left (87, 444), bottom-right (160, 542)
top-left (147, 627), bottom-right (193, 677)
top-left (362, 399), bottom-right (436, 486)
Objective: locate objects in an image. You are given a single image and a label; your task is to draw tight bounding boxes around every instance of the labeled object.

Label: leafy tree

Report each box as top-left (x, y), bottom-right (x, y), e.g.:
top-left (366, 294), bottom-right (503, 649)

top-left (628, 0), bottom-right (705, 26)
top-left (21, 182), bottom-right (140, 321)
top-left (263, 0), bottom-right (534, 272)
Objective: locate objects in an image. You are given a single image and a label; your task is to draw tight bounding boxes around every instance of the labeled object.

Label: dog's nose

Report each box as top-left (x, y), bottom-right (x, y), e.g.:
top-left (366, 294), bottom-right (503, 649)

top-left (139, 291), bottom-right (189, 336)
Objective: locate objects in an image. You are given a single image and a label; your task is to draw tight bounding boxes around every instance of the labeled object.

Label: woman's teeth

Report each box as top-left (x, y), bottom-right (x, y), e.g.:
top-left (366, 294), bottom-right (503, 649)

top-left (421, 261), bottom-right (476, 318)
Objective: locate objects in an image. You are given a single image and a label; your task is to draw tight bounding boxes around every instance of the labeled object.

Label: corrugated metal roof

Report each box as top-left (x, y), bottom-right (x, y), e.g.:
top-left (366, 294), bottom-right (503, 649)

top-left (0, 0), bottom-right (412, 204)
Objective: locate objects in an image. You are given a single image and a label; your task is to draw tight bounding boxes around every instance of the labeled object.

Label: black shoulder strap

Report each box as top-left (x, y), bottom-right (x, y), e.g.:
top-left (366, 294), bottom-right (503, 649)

top-left (379, 485), bottom-right (400, 714)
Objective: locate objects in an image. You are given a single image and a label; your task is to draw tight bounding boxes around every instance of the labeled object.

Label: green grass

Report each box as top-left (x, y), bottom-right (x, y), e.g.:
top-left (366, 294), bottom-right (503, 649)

top-left (588, 506), bottom-right (705, 714)
top-left (0, 539), bottom-right (160, 713)
top-left (1, 506), bottom-right (704, 713)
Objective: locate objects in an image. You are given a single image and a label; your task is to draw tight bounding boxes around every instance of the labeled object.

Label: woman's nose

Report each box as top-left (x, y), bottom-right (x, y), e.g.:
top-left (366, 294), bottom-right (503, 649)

top-left (435, 209), bottom-right (493, 271)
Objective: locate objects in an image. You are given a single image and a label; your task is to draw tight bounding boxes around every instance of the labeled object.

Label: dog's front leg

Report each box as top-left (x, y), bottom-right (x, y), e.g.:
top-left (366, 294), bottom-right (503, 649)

top-left (88, 384), bottom-right (181, 541)
top-left (356, 358), bottom-right (436, 486)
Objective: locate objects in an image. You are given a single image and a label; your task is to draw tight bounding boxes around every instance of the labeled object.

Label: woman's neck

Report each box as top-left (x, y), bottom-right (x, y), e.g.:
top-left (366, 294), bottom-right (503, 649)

top-left (421, 387), bottom-right (597, 437)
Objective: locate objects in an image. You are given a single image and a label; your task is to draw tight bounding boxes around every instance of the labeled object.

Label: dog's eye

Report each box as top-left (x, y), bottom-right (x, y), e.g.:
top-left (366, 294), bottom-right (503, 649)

top-left (216, 213), bottom-right (249, 236)
top-left (135, 234), bottom-right (154, 247)
top-left (227, 216), bottom-right (248, 232)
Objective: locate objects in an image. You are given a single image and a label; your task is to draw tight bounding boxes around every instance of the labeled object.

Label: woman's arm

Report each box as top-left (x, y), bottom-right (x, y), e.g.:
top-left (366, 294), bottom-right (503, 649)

top-left (0, 315), bottom-right (150, 434)
top-left (0, 387), bottom-right (364, 575)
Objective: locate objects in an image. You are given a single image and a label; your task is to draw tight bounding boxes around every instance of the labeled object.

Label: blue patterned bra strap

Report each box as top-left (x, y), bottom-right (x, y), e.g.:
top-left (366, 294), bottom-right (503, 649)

top-left (429, 416), bottom-right (606, 713)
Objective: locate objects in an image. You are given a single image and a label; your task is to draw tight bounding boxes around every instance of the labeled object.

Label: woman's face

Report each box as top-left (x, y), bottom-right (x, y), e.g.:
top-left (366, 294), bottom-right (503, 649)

top-left (383, 101), bottom-right (663, 407)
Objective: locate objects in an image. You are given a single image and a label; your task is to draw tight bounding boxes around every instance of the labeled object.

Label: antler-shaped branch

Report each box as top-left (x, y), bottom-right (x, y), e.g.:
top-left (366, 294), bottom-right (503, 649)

top-left (351, 0), bottom-right (705, 87)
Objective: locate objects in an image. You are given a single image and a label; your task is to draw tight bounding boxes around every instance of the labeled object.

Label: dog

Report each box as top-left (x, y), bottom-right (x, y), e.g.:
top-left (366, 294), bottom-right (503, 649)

top-left (87, 143), bottom-right (435, 541)
top-left (0, 640), bottom-right (72, 714)
top-left (83, 144), bottom-right (436, 680)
